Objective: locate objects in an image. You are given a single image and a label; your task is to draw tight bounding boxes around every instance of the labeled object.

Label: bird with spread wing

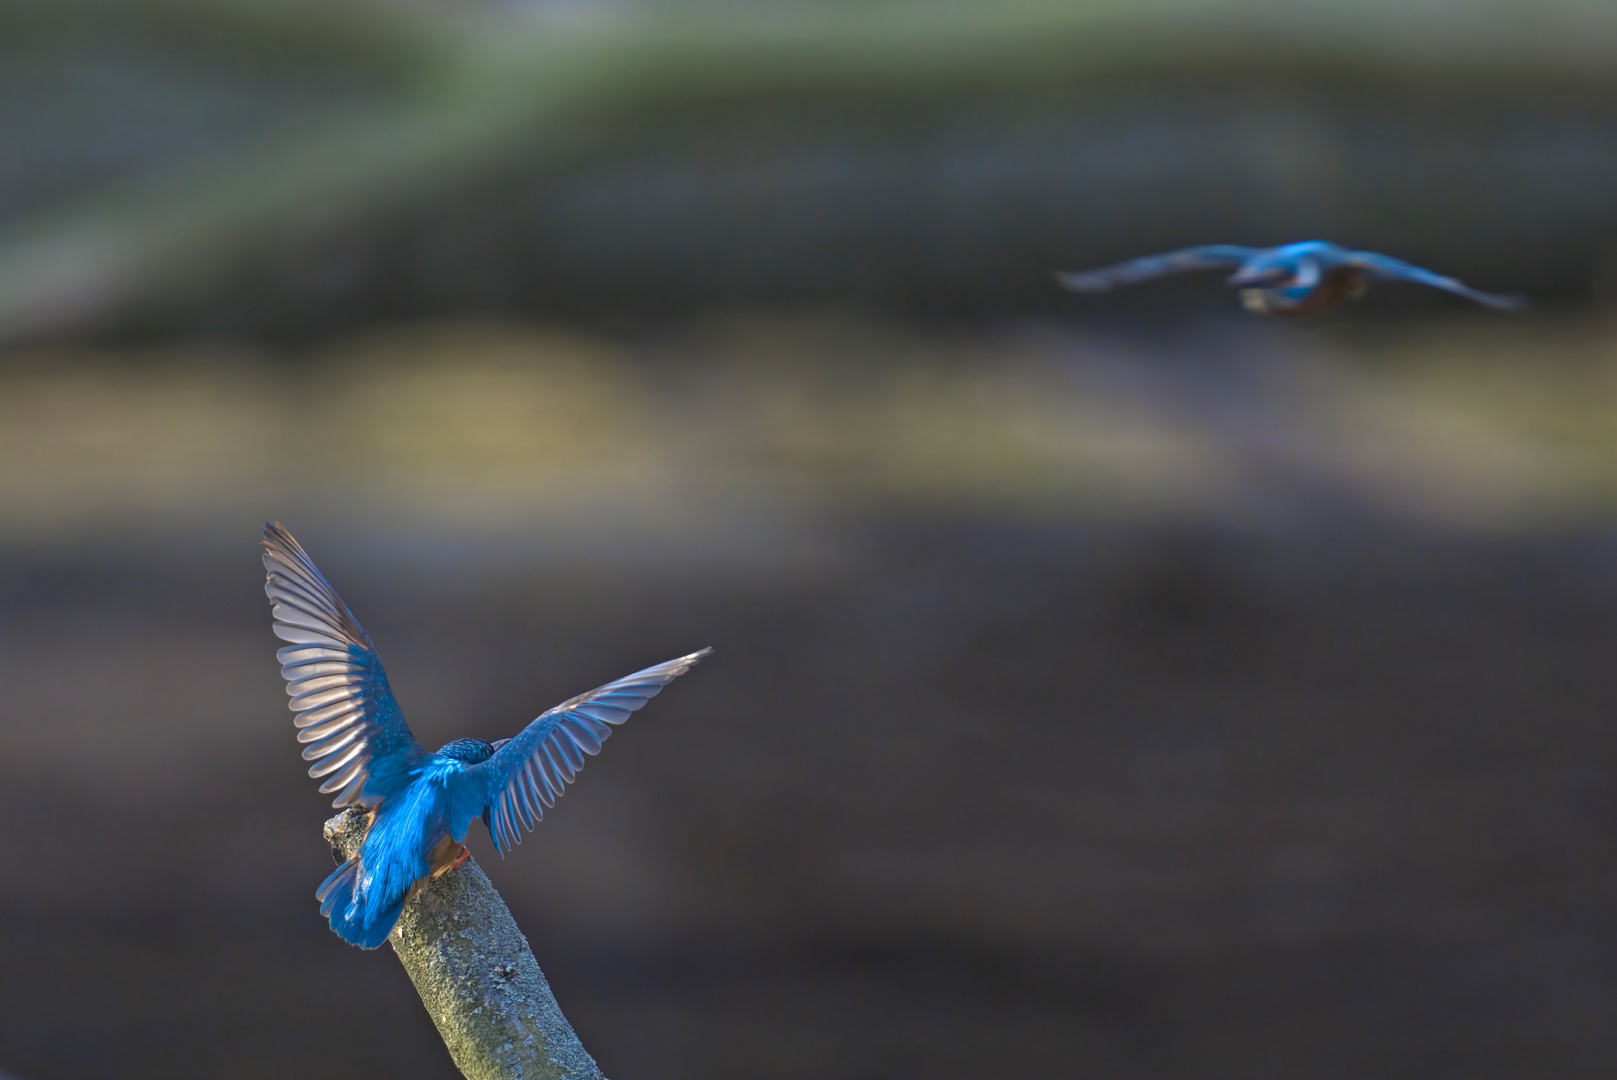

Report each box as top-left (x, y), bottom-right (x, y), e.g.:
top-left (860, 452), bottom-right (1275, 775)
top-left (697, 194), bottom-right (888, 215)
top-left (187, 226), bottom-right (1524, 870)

top-left (262, 523), bottom-right (709, 949)
top-left (1057, 240), bottom-right (1525, 317)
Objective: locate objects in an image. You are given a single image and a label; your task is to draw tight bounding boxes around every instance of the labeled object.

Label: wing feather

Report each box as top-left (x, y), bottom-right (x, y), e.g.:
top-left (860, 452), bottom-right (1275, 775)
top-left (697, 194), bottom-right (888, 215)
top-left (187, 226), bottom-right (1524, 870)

top-left (292, 701), bottom-right (363, 729)
top-left (1057, 245), bottom-right (1258, 292)
top-left (321, 759), bottom-right (368, 796)
top-left (1341, 250), bottom-right (1526, 310)
top-left (555, 735), bottom-right (586, 773)
top-left (300, 724), bottom-right (366, 761)
top-left (516, 778), bottom-right (538, 830)
top-left (288, 673), bottom-right (365, 696)
top-left (308, 739), bottom-right (367, 777)
top-left (289, 684), bottom-right (361, 711)
top-left (532, 759), bottom-right (558, 807)
top-left (465, 648), bottom-right (711, 855)
top-left (263, 523), bottom-right (425, 807)
top-left (561, 716), bottom-right (605, 755)
top-left (296, 713), bottom-right (362, 743)
top-left (327, 770), bottom-right (368, 805)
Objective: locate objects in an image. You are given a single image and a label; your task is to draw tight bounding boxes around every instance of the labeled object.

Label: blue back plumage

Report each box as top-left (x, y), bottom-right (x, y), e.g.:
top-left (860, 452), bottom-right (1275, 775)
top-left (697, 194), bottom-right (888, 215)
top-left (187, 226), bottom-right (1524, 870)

top-left (436, 738), bottom-right (496, 765)
top-left (317, 756), bottom-right (467, 947)
top-left (359, 760), bottom-right (458, 918)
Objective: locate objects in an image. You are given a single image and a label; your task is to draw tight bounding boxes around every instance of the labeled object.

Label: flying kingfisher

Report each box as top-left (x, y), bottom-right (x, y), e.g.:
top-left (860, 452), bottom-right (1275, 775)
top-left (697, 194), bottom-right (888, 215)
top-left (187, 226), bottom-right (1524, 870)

top-left (262, 522), bottom-right (709, 948)
top-left (1057, 241), bottom-right (1525, 317)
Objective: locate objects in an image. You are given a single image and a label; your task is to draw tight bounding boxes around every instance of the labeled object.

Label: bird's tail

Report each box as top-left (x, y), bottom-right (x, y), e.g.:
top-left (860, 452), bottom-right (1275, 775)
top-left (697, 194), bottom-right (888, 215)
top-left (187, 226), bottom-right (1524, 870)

top-left (316, 857), bottom-right (405, 950)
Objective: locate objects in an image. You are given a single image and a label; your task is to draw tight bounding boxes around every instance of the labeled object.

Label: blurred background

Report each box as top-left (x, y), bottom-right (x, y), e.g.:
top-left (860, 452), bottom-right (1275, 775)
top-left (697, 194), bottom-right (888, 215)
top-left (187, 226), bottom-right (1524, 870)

top-left (3, 1), bottom-right (1617, 1078)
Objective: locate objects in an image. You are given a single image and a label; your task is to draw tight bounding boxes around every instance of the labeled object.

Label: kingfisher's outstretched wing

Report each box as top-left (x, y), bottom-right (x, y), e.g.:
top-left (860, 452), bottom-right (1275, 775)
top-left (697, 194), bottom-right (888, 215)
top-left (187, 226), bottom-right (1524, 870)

top-left (455, 649), bottom-right (711, 853)
top-left (1057, 245), bottom-right (1259, 292)
top-left (1341, 250), bottom-right (1526, 310)
top-left (262, 523), bottom-right (425, 808)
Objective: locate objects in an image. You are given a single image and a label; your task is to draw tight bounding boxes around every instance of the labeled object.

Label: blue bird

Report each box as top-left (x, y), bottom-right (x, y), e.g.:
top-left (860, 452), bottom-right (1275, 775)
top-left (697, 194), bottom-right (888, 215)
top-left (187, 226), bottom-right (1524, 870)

top-left (1057, 241), bottom-right (1525, 317)
top-left (262, 523), bottom-right (709, 949)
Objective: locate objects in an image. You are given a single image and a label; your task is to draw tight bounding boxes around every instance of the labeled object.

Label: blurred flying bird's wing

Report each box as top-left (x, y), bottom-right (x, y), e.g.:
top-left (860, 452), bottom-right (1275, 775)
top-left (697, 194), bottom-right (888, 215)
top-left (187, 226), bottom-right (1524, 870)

top-left (457, 649), bottom-right (711, 853)
top-left (263, 523), bottom-right (426, 808)
top-left (1057, 246), bottom-right (1259, 292)
top-left (1341, 250), bottom-right (1526, 310)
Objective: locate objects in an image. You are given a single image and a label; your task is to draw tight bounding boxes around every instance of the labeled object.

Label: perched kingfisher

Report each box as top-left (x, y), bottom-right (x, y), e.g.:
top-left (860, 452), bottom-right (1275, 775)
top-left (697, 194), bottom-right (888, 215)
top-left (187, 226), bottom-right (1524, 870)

top-left (262, 523), bottom-right (709, 949)
top-left (1057, 241), bottom-right (1525, 317)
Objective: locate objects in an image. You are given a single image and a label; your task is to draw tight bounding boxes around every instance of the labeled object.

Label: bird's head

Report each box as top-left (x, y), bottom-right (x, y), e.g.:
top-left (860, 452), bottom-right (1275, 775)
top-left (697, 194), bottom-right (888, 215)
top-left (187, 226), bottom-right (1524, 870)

top-left (436, 738), bottom-right (497, 765)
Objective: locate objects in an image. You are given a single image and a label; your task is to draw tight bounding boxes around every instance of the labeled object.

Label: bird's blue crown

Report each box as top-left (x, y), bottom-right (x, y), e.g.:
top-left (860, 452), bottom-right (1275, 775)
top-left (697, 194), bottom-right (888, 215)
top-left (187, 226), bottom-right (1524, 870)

top-left (436, 738), bottom-right (496, 765)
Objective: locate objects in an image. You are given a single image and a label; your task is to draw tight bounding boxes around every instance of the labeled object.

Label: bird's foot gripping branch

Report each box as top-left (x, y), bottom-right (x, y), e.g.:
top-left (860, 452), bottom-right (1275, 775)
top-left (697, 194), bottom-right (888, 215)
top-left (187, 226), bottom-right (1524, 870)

top-left (325, 808), bottom-right (605, 1080)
